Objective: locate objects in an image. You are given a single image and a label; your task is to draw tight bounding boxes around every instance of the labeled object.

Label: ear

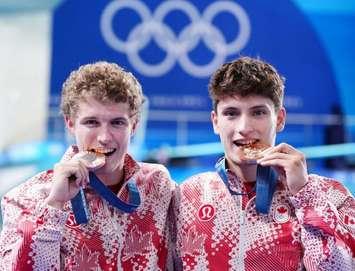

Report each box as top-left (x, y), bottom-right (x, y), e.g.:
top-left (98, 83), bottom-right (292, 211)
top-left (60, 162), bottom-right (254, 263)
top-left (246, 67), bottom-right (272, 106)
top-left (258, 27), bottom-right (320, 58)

top-left (276, 107), bottom-right (286, 132)
top-left (64, 115), bottom-right (75, 135)
top-left (130, 118), bottom-right (139, 137)
top-left (211, 110), bottom-right (219, 135)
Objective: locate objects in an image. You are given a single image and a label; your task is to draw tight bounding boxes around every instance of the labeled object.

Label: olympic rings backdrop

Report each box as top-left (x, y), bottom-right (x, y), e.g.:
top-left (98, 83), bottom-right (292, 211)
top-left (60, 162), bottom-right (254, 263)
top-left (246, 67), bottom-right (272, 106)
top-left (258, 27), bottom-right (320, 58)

top-left (50, 0), bottom-right (341, 147)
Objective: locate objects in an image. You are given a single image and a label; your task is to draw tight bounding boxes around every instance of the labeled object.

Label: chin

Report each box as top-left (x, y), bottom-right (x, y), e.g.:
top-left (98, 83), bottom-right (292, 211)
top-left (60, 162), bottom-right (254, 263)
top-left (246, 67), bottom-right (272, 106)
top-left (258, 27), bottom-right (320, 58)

top-left (226, 155), bottom-right (248, 167)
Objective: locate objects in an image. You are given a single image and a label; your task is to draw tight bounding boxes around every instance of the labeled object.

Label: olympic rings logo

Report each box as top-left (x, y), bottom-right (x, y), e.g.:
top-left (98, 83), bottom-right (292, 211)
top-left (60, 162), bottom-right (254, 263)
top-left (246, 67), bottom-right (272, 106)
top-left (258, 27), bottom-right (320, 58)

top-left (100, 0), bottom-right (251, 77)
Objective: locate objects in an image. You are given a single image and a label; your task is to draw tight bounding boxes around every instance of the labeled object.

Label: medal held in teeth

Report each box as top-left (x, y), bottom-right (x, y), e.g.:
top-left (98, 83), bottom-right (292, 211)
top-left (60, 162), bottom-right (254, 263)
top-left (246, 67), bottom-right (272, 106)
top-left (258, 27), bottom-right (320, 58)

top-left (240, 142), bottom-right (269, 163)
top-left (76, 150), bottom-right (106, 170)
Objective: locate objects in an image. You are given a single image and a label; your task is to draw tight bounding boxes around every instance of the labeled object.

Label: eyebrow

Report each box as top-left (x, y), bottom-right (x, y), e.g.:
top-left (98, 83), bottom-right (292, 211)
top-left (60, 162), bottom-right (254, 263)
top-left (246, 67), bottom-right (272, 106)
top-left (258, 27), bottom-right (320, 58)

top-left (222, 106), bottom-right (239, 111)
top-left (80, 116), bottom-right (97, 121)
top-left (80, 116), bottom-right (129, 121)
top-left (111, 117), bottom-right (129, 122)
top-left (250, 105), bottom-right (269, 110)
top-left (221, 104), bottom-right (269, 110)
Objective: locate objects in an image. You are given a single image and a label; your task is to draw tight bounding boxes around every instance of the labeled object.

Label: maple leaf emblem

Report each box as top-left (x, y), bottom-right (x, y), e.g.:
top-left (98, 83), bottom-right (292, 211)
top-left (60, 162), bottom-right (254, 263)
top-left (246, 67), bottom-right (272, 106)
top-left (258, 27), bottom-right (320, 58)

top-left (72, 244), bottom-right (100, 271)
top-left (273, 204), bottom-right (290, 223)
top-left (123, 225), bottom-right (153, 261)
top-left (344, 215), bottom-right (355, 226)
top-left (181, 226), bottom-right (206, 257)
top-left (277, 206), bottom-right (287, 214)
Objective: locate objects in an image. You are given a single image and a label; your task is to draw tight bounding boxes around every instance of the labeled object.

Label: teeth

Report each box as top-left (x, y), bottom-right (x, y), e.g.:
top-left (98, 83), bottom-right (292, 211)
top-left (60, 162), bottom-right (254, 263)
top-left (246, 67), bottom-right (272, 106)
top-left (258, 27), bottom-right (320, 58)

top-left (234, 140), bottom-right (256, 146)
top-left (89, 148), bottom-right (115, 154)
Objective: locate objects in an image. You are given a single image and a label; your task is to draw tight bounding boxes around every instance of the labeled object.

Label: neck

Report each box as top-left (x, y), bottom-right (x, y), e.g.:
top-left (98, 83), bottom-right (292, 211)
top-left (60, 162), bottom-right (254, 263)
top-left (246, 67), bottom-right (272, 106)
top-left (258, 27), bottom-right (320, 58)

top-left (95, 167), bottom-right (124, 186)
top-left (226, 160), bottom-right (257, 183)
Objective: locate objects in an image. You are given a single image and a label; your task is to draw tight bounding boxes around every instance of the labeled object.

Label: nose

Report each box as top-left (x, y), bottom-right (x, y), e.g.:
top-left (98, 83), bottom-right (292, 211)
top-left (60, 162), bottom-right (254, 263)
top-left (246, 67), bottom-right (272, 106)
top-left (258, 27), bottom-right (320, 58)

top-left (97, 125), bottom-right (113, 144)
top-left (236, 115), bottom-right (254, 136)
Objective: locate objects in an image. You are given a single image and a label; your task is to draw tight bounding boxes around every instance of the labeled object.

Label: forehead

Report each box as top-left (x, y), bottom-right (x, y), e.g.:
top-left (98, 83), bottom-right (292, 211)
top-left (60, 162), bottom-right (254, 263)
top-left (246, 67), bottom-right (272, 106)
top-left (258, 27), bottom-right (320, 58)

top-left (76, 97), bottom-right (131, 118)
top-left (217, 95), bottom-right (275, 111)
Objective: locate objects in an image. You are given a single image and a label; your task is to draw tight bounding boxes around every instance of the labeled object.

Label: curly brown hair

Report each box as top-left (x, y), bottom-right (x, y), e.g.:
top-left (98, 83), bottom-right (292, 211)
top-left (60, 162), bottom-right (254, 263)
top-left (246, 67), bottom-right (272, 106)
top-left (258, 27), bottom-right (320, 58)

top-left (60, 61), bottom-right (144, 119)
top-left (208, 57), bottom-right (285, 111)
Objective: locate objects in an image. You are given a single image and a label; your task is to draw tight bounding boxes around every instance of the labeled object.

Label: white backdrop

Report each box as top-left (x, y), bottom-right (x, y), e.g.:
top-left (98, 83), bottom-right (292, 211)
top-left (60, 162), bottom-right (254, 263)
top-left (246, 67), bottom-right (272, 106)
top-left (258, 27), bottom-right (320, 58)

top-left (0, 1), bottom-right (65, 151)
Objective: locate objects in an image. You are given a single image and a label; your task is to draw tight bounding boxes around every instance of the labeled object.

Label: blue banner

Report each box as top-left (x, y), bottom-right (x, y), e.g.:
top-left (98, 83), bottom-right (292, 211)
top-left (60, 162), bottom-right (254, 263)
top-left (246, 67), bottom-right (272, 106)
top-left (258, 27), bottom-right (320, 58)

top-left (50, 0), bottom-right (340, 148)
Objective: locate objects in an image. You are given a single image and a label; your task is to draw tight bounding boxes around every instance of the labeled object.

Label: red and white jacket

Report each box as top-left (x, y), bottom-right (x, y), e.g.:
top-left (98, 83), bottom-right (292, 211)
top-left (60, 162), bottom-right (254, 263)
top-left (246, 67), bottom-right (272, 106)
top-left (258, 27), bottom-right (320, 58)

top-left (173, 170), bottom-right (355, 270)
top-left (0, 148), bottom-right (176, 271)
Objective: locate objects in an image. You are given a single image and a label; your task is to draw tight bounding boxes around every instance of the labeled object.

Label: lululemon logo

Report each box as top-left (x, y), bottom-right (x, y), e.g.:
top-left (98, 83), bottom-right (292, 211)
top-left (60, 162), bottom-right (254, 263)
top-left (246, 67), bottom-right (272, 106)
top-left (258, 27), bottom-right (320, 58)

top-left (100, 0), bottom-right (251, 77)
top-left (198, 204), bottom-right (216, 221)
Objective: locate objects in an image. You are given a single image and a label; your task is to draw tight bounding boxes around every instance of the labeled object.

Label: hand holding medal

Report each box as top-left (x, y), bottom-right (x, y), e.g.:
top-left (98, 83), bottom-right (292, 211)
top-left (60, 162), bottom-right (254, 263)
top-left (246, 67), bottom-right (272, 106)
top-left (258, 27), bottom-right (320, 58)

top-left (45, 149), bottom-right (105, 209)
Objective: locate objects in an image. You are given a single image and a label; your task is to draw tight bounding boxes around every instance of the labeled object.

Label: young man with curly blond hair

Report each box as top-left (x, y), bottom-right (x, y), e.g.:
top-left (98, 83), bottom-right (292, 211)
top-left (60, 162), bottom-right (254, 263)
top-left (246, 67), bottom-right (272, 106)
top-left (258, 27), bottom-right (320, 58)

top-left (0, 61), bottom-right (175, 270)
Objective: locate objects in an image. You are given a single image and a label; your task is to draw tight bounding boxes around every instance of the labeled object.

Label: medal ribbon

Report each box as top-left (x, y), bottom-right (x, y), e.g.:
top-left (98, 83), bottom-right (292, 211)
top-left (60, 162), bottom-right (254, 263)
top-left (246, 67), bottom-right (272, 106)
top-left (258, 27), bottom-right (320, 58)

top-left (70, 172), bottom-right (141, 224)
top-left (215, 157), bottom-right (277, 214)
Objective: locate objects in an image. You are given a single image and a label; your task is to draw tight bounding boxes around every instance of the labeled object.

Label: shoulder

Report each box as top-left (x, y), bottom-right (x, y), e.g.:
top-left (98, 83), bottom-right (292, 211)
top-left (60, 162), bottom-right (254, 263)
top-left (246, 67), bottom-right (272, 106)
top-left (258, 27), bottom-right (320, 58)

top-left (138, 162), bottom-right (172, 181)
top-left (307, 173), bottom-right (353, 206)
top-left (137, 162), bottom-right (176, 189)
top-left (178, 171), bottom-right (219, 192)
top-left (2, 170), bottom-right (53, 206)
top-left (308, 174), bottom-right (351, 193)
top-left (139, 162), bottom-right (170, 175)
top-left (173, 172), bottom-right (223, 213)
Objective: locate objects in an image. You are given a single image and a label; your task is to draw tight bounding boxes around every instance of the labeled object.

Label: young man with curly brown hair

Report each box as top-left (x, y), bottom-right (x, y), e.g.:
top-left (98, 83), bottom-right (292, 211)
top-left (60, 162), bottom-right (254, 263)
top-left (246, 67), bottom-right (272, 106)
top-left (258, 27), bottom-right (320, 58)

top-left (173, 56), bottom-right (354, 270)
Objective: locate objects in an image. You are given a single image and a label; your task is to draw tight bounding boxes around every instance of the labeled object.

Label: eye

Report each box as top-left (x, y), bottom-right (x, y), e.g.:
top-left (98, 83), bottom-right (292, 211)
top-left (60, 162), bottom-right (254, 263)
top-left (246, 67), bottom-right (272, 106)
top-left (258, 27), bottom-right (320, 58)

top-left (111, 119), bottom-right (128, 127)
top-left (252, 109), bottom-right (267, 117)
top-left (223, 109), bottom-right (239, 118)
top-left (82, 119), bottom-right (99, 127)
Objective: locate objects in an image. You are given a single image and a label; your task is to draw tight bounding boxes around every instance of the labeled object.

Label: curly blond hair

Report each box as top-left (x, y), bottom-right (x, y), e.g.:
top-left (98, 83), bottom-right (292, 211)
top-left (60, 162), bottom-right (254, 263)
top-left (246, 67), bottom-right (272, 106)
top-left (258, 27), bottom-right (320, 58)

top-left (60, 61), bottom-right (144, 119)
